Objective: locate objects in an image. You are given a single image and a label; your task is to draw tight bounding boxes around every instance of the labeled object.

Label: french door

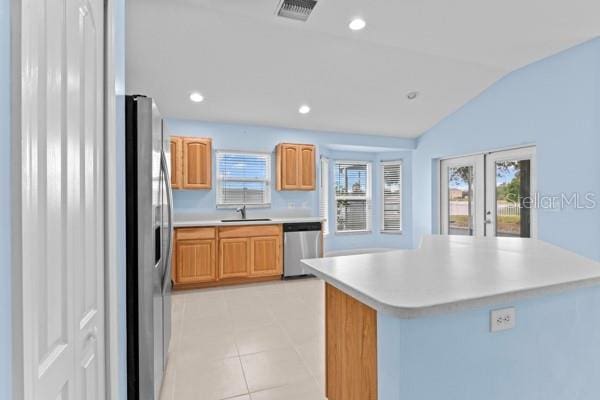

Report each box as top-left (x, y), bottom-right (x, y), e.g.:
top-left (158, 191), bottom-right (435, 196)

top-left (485, 147), bottom-right (537, 238)
top-left (440, 147), bottom-right (536, 238)
top-left (440, 155), bottom-right (485, 236)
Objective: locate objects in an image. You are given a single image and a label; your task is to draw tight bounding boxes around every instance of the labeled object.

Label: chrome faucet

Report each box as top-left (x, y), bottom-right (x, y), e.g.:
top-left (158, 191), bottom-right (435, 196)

top-left (236, 205), bottom-right (247, 220)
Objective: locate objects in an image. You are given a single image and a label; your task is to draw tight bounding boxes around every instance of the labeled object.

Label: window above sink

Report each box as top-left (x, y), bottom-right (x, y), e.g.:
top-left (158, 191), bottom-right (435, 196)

top-left (216, 151), bottom-right (271, 208)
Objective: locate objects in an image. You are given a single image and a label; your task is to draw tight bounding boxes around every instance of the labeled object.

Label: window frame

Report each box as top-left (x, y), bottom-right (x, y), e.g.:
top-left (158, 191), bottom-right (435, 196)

top-left (334, 160), bottom-right (372, 234)
top-left (320, 156), bottom-right (330, 236)
top-left (215, 150), bottom-right (272, 209)
top-left (380, 160), bottom-right (403, 234)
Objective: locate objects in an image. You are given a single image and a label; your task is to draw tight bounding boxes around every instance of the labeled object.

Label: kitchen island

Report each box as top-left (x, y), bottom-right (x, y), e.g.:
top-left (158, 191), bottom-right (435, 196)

top-left (302, 235), bottom-right (600, 400)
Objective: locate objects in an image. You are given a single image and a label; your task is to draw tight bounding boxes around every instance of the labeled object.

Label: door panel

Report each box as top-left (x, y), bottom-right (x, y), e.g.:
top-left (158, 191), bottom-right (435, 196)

top-left (250, 236), bottom-right (282, 276)
top-left (485, 147), bottom-right (536, 238)
top-left (299, 145), bottom-right (315, 189)
top-left (21, 0), bottom-right (105, 398)
top-left (175, 239), bottom-right (217, 283)
top-left (169, 137), bottom-right (182, 189)
top-left (282, 145), bottom-right (299, 188)
top-left (182, 138), bottom-right (212, 189)
top-left (219, 238), bottom-right (251, 278)
top-left (440, 155), bottom-right (485, 236)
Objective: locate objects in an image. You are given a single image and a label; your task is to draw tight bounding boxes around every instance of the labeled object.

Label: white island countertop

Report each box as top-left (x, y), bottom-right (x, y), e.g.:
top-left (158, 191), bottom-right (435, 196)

top-left (301, 235), bottom-right (600, 318)
top-left (174, 216), bottom-right (324, 228)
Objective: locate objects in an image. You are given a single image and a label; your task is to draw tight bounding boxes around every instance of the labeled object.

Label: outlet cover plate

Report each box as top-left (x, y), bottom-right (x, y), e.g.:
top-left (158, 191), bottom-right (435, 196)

top-left (490, 307), bottom-right (516, 332)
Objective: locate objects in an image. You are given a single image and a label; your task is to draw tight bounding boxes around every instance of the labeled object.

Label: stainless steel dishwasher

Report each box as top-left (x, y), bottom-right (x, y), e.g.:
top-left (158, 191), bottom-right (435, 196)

top-left (283, 222), bottom-right (322, 278)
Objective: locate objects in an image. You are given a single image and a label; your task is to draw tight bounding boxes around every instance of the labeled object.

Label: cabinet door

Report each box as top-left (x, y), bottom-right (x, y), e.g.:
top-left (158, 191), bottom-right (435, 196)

top-left (280, 144), bottom-right (299, 189)
top-left (183, 137), bottom-right (212, 189)
top-left (170, 137), bottom-right (183, 189)
top-left (175, 239), bottom-right (217, 284)
top-left (298, 145), bottom-right (316, 190)
top-left (219, 238), bottom-right (251, 279)
top-left (250, 236), bottom-right (282, 277)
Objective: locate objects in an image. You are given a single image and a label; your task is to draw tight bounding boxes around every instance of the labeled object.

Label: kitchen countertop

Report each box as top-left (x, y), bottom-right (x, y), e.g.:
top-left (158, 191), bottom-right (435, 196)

top-left (174, 216), bottom-right (324, 228)
top-left (301, 235), bottom-right (600, 318)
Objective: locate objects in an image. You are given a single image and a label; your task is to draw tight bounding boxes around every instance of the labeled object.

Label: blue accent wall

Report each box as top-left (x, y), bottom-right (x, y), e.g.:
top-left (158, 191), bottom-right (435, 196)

top-left (413, 38), bottom-right (600, 260)
top-left (378, 286), bottom-right (600, 400)
top-left (165, 119), bottom-right (415, 251)
top-left (0, 0), bottom-right (11, 397)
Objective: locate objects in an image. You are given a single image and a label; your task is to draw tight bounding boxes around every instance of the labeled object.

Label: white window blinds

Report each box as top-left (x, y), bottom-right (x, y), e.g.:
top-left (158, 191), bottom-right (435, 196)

top-left (320, 157), bottom-right (329, 235)
top-left (381, 161), bottom-right (402, 232)
top-left (334, 161), bottom-right (371, 233)
top-left (216, 151), bottom-right (271, 207)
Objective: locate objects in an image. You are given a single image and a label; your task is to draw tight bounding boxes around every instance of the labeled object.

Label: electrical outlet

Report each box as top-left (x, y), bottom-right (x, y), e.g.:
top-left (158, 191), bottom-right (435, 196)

top-left (490, 307), bottom-right (516, 332)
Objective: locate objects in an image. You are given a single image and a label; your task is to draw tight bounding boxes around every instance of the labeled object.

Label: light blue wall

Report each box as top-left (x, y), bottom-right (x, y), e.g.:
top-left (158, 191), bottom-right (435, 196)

top-left (413, 38), bottom-right (600, 260)
top-left (0, 0), bottom-right (11, 398)
top-left (378, 286), bottom-right (600, 399)
top-left (165, 119), bottom-right (415, 251)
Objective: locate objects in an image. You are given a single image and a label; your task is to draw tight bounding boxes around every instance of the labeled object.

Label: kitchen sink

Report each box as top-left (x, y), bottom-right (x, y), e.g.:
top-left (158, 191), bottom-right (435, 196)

top-left (220, 218), bottom-right (272, 223)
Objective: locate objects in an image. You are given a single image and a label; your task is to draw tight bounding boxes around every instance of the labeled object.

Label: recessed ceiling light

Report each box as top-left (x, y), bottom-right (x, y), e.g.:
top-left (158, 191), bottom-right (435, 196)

top-left (189, 92), bottom-right (204, 103)
top-left (349, 18), bottom-right (366, 31)
top-left (407, 91), bottom-right (419, 100)
top-left (298, 105), bottom-right (311, 114)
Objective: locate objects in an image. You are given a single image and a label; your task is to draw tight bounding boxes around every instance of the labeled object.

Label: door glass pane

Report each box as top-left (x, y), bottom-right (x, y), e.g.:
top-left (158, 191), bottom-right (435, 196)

top-left (495, 160), bottom-right (531, 237)
top-left (447, 166), bottom-right (475, 235)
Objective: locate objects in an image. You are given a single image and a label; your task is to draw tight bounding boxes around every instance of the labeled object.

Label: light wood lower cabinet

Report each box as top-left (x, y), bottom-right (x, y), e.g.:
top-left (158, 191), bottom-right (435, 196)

top-left (250, 236), bottom-right (282, 277)
top-left (174, 239), bottom-right (216, 284)
top-left (219, 238), bottom-right (251, 279)
top-left (172, 224), bottom-right (283, 289)
top-left (172, 227), bottom-right (217, 289)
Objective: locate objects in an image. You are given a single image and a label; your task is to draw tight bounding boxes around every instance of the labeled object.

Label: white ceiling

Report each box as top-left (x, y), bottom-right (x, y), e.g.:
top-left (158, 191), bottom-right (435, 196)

top-left (126, 0), bottom-right (600, 138)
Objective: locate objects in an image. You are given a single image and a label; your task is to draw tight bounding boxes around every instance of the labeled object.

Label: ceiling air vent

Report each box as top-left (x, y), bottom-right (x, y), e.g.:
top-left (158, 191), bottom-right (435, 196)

top-left (276, 0), bottom-right (317, 21)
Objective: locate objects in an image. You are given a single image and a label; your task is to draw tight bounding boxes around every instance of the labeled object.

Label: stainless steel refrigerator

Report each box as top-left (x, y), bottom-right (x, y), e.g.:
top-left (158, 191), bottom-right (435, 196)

top-left (125, 95), bottom-right (173, 400)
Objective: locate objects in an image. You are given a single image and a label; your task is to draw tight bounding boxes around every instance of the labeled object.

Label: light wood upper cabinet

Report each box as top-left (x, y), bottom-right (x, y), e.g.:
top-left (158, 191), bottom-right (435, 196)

top-left (173, 228), bottom-right (217, 286)
top-left (182, 137), bottom-right (212, 189)
top-left (170, 137), bottom-right (183, 189)
top-left (279, 144), bottom-right (299, 189)
top-left (250, 236), bottom-right (282, 277)
top-left (299, 145), bottom-right (316, 190)
top-left (219, 238), bottom-right (251, 279)
top-left (276, 143), bottom-right (316, 191)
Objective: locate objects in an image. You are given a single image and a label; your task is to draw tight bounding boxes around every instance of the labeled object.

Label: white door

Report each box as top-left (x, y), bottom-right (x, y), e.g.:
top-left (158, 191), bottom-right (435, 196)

top-left (20, 0), bottom-right (105, 398)
top-left (485, 147), bottom-right (537, 238)
top-left (440, 155), bottom-right (485, 236)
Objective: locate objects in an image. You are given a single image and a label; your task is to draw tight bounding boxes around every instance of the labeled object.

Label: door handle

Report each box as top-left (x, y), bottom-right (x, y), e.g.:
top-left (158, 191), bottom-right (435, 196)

top-left (85, 327), bottom-right (98, 343)
top-left (160, 151), bottom-right (174, 294)
top-left (485, 210), bottom-right (492, 224)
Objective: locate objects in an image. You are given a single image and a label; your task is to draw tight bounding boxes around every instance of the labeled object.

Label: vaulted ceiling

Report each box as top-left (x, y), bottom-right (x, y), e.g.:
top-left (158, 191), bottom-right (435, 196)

top-left (127, 0), bottom-right (600, 138)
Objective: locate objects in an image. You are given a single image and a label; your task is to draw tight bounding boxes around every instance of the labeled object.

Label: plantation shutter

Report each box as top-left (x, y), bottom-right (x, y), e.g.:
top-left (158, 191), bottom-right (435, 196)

top-left (216, 151), bottom-right (271, 207)
top-left (334, 161), bottom-right (371, 232)
top-left (381, 161), bottom-right (402, 232)
top-left (320, 157), bottom-right (330, 235)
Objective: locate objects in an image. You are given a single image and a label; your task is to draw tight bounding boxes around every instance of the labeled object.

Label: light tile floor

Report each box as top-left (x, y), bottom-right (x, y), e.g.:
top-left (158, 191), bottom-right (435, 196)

top-left (160, 278), bottom-right (326, 400)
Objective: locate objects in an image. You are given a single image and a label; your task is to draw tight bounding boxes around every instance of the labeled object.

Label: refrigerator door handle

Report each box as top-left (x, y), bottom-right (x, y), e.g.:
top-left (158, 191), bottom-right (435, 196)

top-left (160, 151), bottom-right (174, 294)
